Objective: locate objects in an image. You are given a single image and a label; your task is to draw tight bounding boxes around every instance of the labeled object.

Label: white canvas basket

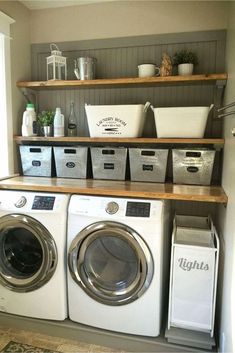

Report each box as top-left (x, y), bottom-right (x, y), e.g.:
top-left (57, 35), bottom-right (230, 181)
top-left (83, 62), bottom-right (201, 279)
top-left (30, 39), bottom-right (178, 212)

top-left (168, 215), bottom-right (219, 337)
top-left (85, 102), bottom-right (150, 137)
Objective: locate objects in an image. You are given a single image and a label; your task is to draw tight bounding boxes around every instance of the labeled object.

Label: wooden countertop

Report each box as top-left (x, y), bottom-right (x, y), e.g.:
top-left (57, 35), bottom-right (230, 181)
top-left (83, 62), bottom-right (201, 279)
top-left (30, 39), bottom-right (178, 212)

top-left (0, 176), bottom-right (228, 204)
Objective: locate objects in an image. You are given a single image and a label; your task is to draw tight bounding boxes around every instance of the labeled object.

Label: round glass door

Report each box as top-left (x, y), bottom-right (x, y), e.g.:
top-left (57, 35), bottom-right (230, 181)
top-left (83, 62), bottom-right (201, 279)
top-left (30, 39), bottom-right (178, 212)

top-left (0, 214), bottom-right (57, 292)
top-left (68, 221), bottom-right (153, 305)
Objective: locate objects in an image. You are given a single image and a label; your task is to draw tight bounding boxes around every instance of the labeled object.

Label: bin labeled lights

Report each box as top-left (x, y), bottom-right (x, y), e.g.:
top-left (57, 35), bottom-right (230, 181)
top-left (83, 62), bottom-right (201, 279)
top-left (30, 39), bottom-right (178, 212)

top-left (168, 215), bottom-right (219, 337)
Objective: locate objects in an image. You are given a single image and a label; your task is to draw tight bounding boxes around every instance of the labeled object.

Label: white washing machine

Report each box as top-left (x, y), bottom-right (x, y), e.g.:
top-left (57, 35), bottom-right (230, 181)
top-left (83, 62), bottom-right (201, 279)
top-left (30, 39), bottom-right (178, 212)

top-left (0, 190), bottom-right (69, 320)
top-left (67, 195), bottom-right (170, 336)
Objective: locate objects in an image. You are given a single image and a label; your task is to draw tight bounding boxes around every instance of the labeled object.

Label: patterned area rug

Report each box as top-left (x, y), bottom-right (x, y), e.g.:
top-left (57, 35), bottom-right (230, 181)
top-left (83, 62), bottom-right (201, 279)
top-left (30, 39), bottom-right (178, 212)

top-left (1, 341), bottom-right (57, 353)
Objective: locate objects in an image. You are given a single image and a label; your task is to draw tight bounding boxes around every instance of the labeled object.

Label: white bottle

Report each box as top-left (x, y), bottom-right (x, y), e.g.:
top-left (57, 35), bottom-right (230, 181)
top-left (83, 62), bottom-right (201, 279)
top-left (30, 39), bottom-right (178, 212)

top-left (21, 103), bottom-right (37, 137)
top-left (53, 107), bottom-right (65, 137)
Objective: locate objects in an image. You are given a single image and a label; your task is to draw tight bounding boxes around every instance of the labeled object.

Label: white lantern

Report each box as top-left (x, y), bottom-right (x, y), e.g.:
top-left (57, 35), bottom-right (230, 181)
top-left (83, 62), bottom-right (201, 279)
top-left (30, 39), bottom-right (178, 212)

top-left (46, 43), bottom-right (67, 81)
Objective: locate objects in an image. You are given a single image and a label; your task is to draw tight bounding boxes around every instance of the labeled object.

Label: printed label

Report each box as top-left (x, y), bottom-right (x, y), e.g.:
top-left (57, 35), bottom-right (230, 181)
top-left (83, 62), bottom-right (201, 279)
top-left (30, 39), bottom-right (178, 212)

top-left (178, 257), bottom-right (209, 271)
top-left (96, 117), bottom-right (127, 135)
top-left (66, 162), bottom-right (76, 168)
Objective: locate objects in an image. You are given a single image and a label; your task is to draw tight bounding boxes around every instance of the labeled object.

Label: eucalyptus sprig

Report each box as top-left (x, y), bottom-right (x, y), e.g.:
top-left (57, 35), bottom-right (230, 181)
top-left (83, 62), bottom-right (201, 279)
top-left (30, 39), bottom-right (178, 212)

top-left (173, 50), bottom-right (198, 66)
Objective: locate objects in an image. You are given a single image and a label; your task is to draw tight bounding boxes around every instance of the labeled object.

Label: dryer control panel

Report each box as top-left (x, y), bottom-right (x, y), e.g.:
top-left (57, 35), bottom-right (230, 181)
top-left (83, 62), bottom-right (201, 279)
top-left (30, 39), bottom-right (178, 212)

top-left (32, 196), bottom-right (55, 210)
top-left (126, 201), bottom-right (150, 217)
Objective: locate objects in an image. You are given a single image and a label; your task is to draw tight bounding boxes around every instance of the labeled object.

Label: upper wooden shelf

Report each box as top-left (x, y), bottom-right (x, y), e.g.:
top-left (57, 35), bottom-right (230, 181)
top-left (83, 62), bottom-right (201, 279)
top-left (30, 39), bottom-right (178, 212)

top-left (16, 74), bottom-right (227, 89)
top-left (13, 136), bottom-right (225, 146)
top-left (0, 176), bottom-right (228, 204)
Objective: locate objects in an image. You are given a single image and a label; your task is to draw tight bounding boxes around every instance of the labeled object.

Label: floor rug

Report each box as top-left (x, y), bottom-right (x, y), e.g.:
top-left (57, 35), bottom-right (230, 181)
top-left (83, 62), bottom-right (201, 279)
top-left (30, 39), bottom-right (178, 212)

top-left (1, 341), bottom-right (58, 353)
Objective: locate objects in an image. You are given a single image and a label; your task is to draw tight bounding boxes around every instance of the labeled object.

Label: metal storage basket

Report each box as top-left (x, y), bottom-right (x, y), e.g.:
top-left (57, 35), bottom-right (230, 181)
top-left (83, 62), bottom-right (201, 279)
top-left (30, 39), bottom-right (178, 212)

top-left (90, 147), bottom-right (127, 180)
top-left (172, 149), bottom-right (215, 185)
top-left (53, 147), bottom-right (88, 178)
top-left (19, 145), bottom-right (52, 177)
top-left (129, 148), bottom-right (169, 182)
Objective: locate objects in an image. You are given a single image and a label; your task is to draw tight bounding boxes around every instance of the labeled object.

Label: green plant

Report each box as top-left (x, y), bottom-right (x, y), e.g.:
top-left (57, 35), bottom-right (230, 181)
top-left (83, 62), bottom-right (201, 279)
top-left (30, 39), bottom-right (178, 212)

top-left (38, 110), bottom-right (54, 126)
top-left (173, 50), bottom-right (198, 66)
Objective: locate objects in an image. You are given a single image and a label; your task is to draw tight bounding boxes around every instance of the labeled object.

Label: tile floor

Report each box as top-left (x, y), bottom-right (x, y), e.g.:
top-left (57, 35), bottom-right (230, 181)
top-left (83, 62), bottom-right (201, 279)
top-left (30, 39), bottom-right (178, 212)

top-left (0, 325), bottom-right (124, 353)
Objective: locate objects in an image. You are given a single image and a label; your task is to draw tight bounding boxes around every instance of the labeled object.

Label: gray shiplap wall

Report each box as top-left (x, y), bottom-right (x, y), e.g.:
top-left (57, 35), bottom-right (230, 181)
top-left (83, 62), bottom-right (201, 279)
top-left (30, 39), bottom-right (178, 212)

top-left (31, 30), bottom-right (226, 137)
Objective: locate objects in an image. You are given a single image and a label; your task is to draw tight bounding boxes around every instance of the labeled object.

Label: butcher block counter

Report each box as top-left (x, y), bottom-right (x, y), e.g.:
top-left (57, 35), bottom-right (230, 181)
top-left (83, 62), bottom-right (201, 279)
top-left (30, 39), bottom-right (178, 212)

top-left (0, 176), bottom-right (228, 204)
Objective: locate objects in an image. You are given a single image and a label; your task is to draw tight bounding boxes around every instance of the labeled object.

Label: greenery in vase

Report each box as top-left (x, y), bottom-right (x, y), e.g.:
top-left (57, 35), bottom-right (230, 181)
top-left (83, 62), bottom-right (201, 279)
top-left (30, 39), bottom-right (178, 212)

top-left (38, 111), bottom-right (54, 126)
top-left (173, 49), bottom-right (198, 66)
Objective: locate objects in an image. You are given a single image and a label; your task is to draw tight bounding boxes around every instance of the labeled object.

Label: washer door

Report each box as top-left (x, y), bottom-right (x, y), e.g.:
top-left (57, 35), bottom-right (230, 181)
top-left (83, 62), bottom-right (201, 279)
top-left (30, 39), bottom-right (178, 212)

top-left (0, 214), bottom-right (57, 292)
top-left (68, 221), bottom-right (153, 305)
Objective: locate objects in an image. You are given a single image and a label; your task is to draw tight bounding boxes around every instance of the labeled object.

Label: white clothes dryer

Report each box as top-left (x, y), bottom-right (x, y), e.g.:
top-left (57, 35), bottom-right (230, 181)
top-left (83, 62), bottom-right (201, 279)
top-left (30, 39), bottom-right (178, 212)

top-left (67, 195), bottom-right (170, 336)
top-left (0, 190), bottom-right (69, 320)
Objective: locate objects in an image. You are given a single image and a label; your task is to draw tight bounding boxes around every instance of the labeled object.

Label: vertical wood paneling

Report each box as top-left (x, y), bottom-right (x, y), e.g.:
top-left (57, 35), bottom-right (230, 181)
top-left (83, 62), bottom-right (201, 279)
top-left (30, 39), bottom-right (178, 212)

top-left (33, 31), bottom-right (225, 138)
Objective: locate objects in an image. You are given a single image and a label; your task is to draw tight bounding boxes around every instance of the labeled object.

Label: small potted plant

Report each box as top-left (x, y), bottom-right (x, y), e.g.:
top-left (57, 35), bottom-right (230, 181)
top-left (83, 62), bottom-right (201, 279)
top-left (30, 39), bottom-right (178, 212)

top-left (173, 49), bottom-right (198, 76)
top-left (37, 110), bottom-right (54, 136)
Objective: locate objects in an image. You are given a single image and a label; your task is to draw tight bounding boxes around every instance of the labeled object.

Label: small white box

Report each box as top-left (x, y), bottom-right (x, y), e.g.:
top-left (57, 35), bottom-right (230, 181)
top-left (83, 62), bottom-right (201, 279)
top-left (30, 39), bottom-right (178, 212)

top-left (151, 105), bottom-right (213, 138)
top-left (85, 103), bottom-right (149, 137)
top-left (168, 215), bottom-right (219, 337)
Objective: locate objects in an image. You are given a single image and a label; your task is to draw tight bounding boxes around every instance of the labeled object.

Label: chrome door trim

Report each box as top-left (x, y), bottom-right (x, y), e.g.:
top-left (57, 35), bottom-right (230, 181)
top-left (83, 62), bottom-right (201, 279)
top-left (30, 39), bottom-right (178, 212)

top-left (0, 214), bottom-right (57, 292)
top-left (68, 221), bottom-right (154, 305)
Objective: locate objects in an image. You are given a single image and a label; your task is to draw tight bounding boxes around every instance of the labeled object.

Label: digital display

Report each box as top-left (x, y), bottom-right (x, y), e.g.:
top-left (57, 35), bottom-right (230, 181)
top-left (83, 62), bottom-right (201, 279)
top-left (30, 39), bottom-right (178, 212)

top-left (125, 202), bottom-right (150, 217)
top-left (32, 196), bottom-right (55, 210)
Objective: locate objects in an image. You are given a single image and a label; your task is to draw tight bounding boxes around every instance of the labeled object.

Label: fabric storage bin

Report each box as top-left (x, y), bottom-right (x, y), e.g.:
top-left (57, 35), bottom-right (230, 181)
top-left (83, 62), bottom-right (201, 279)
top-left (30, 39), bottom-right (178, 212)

top-left (53, 146), bottom-right (88, 178)
top-left (129, 148), bottom-right (168, 182)
top-left (151, 105), bottom-right (213, 138)
top-left (90, 147), bottom-right (127, 180)
top-left (85, 102), bottom-right (150, 137)
top-left (19, 145), bottom-right (52, 177)
top-left (168, 215), bottom-right (219, 337)
top-left (172, 149), bottom-right (215, 185)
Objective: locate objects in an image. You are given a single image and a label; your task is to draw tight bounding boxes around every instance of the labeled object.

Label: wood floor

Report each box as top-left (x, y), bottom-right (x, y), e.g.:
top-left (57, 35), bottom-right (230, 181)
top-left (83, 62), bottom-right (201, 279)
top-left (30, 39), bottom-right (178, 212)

top-left (0, 325), bottom-right (124, 353)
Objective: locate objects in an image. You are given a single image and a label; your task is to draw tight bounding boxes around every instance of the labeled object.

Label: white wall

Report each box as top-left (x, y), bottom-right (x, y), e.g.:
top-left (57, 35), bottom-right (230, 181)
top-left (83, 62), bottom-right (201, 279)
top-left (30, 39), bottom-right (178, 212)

top-left (217, 2), bottom-right (235, 352)
top-left (0, 1), bottom-right (31, 143)
top-left (30, 0), bottom-right (228, 44)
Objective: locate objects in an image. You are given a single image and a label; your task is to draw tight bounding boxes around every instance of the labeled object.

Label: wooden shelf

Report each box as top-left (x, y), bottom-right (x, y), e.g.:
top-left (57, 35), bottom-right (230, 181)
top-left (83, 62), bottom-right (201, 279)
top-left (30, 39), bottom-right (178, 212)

top-left (13, 136), bottom-right (225, 146)
top-left (16, 74), bottom-right (227, 89)
top-left (0, 176), bottom-right (228, 204)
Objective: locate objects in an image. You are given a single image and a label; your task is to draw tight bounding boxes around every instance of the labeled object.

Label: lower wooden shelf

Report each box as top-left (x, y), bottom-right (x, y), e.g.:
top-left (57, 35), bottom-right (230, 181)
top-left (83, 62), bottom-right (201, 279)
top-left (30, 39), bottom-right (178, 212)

top-left (0, 176), bottom-right (228, 204)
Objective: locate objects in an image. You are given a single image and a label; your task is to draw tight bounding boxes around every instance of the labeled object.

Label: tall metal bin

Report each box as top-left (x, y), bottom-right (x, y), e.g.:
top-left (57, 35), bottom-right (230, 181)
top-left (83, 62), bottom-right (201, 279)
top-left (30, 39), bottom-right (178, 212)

top-left (129, 148), bottom-right (168, 182)
top-left (168, 215), bottom-right (219, 338)
top-left (19, 145), bottom-right (53, 177)
top-left (90, 147), bottom-right (127, 180)
top-left (53, 146), bottom-right (88, 178)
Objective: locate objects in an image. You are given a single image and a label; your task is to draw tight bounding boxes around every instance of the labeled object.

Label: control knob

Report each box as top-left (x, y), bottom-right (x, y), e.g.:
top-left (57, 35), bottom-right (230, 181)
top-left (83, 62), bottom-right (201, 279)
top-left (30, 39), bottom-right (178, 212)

top-left (105, 201), bottom-right (119, 215)
top-left (15, 196), bottom-right (27, 208)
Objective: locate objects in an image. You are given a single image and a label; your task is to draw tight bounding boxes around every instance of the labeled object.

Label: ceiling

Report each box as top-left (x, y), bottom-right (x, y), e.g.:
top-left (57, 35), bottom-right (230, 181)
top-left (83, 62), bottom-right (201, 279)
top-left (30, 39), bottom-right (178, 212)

top-left (19, 0), bottom-right (116, 10)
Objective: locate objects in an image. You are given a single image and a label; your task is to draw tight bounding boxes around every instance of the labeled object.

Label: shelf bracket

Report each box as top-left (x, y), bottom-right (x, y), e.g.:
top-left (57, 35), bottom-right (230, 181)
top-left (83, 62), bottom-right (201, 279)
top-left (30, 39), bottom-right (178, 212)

top-left (213, 143), bottom-right (224, 151)
top-left (213, 79), bottom-right (227, 119)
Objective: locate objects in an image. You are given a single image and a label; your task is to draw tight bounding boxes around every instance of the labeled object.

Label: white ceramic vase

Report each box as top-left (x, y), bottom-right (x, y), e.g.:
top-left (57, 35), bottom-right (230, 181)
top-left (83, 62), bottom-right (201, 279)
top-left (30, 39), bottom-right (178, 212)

top-left (178, 63), bottom-right (194, 76)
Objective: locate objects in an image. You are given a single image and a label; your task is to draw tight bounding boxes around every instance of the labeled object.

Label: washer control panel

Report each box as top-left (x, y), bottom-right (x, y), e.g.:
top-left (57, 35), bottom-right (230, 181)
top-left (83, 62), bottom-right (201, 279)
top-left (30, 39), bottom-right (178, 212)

top-left (126, 201), bottom-right (150, 217)
top-left (32, 196), bottom-right (55, 210)
top-left (105, 201), bottom-right (119, 215)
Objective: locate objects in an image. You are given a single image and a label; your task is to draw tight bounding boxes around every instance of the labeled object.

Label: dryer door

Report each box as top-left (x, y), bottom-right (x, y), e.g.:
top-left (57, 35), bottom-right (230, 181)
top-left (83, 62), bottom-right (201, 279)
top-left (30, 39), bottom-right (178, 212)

top-left (68, 221), bottom-right (153, 305)
top-left (0, 214), bottom-right (57, 292)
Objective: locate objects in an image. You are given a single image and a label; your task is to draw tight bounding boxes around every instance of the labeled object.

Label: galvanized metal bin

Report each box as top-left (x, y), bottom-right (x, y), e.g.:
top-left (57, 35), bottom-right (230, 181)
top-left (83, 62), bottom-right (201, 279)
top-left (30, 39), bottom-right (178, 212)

top-left (172, 149), bottom-right (215, 185)
top-left (19, 145), bottom-right (52, 177)
top-left (53, 146), bottom-right (88, 178)
top-left (129, 148), bottom-right (169, 182)
top-left (90, 147), bottom-right (127, 180)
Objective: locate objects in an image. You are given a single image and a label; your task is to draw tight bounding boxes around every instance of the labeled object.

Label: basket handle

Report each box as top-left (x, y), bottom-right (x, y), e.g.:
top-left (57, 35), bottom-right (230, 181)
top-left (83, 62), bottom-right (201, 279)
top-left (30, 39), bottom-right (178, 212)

top-left (50, 43), bottom-right (60, 52)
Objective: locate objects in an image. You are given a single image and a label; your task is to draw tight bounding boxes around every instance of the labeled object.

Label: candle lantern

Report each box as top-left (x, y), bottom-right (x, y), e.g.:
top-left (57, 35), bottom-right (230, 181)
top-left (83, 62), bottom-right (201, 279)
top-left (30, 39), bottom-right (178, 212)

top-left (46, 43), bottom-right (67, 80)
